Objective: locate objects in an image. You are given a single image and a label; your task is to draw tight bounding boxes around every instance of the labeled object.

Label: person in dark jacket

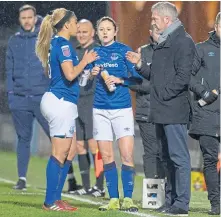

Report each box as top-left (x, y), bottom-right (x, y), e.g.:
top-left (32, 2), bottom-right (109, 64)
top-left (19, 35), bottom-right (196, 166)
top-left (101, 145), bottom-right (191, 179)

top-left (67, 19), bottom-right (105, 197)
top-left (129, 26), bottom-right (165, 179)
top-left (5, 5), bottom-right (50, 190)
top-left (189, 12), bottom-right (220, 215)
top-left (126, 2), bottom-right (195, 216)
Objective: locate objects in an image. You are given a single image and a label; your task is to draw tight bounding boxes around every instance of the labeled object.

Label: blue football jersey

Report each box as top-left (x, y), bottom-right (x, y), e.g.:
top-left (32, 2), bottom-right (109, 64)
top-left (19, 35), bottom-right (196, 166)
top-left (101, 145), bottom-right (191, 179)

top-left (48, 35), bottom-right (80, 104)
top-left (91, 41), bottom-right (142, 109)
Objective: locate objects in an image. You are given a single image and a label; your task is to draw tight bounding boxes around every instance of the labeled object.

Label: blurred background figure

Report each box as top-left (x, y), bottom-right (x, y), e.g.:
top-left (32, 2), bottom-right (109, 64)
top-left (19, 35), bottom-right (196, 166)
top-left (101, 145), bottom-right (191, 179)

top-left (68, 19), bottom-right (105, 197)
top-left (189, 12), bottom-right (220, 216)
top-left (5, 4), bottom-right (50, 190)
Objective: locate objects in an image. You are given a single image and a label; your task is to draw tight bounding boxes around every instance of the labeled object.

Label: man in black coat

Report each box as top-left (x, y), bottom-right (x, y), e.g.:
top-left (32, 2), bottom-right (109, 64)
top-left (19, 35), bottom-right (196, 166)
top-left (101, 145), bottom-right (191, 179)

top-left (127, 2), bottom-right (195, 216)
top-left (129, 26), bottom-right (165, 180)
top-left (189, 12), bottom-right (220, 215)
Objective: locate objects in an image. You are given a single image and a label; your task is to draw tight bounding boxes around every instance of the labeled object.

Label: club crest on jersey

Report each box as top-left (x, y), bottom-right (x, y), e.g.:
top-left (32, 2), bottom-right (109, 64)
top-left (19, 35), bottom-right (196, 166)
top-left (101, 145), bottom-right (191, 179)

top-left (111, 53), bottom-right (119, 61)
top-left (61, 45), bottom-right (71, 57)
top-left (208, 52), bottom-right (215, 57)
top-left (69, 126), bottom-right (75, 134)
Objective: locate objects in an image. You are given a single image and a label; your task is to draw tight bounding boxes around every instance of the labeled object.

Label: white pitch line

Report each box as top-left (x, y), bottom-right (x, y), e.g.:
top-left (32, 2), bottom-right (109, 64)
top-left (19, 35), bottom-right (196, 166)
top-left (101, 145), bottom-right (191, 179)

top-left (61, 192), bottom-right (103, 205)
top-left (0, 192), bottom-right (44, 196)
top-left (0, 177), bottom-right (156, 217)
top-left (0, 178), bottom-right (16, 184)
top-left (0, 178), bottom-right (31, 187)
top-left (126, 212), bottom-right (157, 217)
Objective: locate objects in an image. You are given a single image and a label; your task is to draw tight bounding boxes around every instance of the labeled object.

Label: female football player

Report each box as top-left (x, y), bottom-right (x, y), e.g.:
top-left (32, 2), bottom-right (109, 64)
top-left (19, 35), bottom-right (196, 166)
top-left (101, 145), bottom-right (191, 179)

top-left (91, 16), bottom-right (142, 212)
top-left (36, 8), bottom-right (97, 211)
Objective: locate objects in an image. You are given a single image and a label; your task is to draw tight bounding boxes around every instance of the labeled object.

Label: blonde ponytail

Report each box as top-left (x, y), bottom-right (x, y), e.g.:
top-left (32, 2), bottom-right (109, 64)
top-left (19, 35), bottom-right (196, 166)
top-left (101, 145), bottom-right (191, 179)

top-left (36, 15), bottom-right (53, 68)
top-left (36, 8), bottom-right (74, 74)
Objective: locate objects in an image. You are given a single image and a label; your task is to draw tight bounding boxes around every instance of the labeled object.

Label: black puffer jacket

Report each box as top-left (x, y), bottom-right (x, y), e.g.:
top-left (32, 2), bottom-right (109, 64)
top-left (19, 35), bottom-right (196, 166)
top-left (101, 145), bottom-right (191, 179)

top-left (129, 41), bottom-right (154, 121)
top-left (189, 31), bottom-right (220, 139)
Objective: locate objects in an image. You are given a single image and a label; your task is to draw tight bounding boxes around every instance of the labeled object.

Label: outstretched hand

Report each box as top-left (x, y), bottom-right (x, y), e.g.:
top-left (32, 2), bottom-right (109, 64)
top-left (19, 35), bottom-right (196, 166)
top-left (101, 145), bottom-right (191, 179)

top-left (83, 50), bottom-right (99, 64)
top-left (126, 51), bottom-right (141, 64)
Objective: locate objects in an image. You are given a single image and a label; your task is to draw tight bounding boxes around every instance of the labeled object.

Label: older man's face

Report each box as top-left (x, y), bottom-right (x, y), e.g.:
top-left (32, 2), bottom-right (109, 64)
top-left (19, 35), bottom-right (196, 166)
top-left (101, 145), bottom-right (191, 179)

top-left (151, 10), bottom-right (168, 34)
top-left (76, 22), bottom-right (94, 47)
top-left (151, 26), bottom-right (160, 42)
top-left (215, 21), bottom-right (220, 38)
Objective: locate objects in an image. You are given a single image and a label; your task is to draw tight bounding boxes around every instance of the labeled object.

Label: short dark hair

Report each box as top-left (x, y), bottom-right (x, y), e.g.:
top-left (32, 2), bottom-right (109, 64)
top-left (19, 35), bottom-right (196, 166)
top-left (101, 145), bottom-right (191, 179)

top-left (216, 12), bottom-right (220, 25)
top-left (97, 16), bottom-right (117, 31)
top-left (19, 4), bottom-right (36, 16)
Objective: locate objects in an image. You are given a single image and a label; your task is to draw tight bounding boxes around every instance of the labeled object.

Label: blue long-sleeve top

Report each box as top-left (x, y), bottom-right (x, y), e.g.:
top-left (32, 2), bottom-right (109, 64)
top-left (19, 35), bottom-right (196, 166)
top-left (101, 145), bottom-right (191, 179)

top-left (90, 41), bottom-right (142, 109)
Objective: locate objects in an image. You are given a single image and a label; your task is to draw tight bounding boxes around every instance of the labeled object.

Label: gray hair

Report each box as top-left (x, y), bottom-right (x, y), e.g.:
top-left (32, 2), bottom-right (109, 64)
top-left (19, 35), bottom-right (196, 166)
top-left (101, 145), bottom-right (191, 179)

top-left (215, 12), bottom-right (220, 24)
top-left (151, 2), bottom-right (178, 21)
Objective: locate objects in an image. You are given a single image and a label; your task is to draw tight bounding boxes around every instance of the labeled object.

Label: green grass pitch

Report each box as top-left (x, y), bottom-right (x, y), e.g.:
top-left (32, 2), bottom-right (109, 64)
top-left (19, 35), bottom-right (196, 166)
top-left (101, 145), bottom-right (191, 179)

top-left (0, 151), bottom-right (212, 217)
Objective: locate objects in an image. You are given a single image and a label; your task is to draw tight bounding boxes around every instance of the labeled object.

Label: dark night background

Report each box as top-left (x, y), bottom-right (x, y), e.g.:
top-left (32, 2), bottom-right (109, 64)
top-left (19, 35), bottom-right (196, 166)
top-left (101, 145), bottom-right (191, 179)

top-left (0, 2), bottom-right (204, 170)
top-left (0, 2), bottom-right (108, 27)
top-left (0, 2), bottom-right (108, 113)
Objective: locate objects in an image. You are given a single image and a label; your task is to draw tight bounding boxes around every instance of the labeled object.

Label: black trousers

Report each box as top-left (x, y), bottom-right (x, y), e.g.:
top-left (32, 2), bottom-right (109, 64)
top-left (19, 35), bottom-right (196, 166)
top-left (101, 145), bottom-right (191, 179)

top-left (9, 95), bottom-right (49, 178)
top-left (156, 124), bottom-right (191, 211)
top-left (199, 135), bottom-right (220, 206)
top-left (137, 121), bottom-right (165, 178)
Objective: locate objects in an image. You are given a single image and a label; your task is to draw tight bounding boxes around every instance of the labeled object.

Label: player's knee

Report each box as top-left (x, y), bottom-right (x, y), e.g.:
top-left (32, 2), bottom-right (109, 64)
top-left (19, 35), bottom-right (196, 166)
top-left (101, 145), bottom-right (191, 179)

top-left (67, 149), bottom-right (77, 161)
top-left (89, 146), bottom-right (97, 155)
top-left (53, 151), bottom-right (69, 164)
top-left (121, 153), bottom-right (133, 165)
top-left (101, 152), bottom-right (114, 164)
top-left (77, 142), bottom-right (86, 154)
top-left (88, 139), bottom-right (98, 154)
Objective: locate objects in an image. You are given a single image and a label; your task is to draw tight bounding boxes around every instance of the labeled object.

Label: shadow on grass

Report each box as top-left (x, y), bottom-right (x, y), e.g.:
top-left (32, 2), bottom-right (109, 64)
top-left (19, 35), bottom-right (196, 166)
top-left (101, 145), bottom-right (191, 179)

top-left (0, 183), bottom-right (14, 189)
top-left (189, 207), bottom-right (209, 213)
top-left (0, 200), bottom-right (100, 210)
top-left (0, 201), bottom-right (40, 209)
